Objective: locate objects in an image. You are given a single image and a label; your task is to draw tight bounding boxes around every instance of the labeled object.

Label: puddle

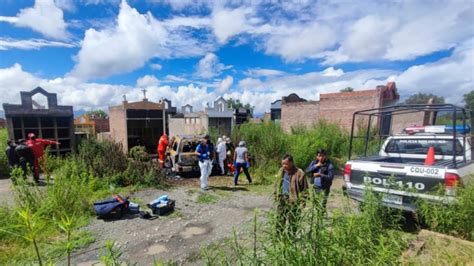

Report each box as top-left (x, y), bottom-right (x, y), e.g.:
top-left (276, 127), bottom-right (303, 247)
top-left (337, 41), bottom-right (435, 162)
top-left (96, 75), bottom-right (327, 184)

top-left (180, 226), bottom-right (206, 239)
top-left (146, 244), bottom-right (168, 255)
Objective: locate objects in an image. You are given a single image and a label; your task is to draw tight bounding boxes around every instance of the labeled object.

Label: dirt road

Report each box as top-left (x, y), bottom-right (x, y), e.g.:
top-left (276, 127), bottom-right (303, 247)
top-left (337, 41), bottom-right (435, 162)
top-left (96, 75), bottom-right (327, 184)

top-left (72, 176), bottom-right (274, 265)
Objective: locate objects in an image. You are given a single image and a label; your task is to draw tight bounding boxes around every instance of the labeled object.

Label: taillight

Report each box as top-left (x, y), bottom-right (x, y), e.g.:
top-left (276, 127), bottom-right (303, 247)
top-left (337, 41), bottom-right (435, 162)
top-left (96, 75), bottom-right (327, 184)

top-left (343, 164), bottom-right (352, 182)
top-left (444, 173), bottom-right (459, 196)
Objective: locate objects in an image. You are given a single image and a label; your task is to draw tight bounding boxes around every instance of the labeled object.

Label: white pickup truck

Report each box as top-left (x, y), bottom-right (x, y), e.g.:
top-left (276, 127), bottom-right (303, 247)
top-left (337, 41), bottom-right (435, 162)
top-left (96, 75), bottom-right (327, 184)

top-left (343, 105), bottom-right (474, 212)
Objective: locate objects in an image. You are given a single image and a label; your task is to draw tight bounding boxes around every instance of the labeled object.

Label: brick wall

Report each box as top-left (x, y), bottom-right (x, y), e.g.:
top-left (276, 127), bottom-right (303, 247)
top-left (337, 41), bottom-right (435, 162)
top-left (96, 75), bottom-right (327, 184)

top-left (281, 90), bottom-right (381, 133)
top-left (391, 111), bottom-right (427, 134)
top-left (108, 106), bottom-right (127, 153)
top-left (169, 117), bottom-right (206, 136)
top-left (281, 101), bottom-right (320, 132)
top-left (94, 118), bottom-right (110, 133)
top-left (319, 90), bottom-right (381, 131)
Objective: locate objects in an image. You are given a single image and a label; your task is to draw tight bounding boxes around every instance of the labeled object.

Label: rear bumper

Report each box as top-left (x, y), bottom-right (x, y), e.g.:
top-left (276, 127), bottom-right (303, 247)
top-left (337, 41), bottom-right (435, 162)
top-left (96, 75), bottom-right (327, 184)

top-left (343, 183), bottom-right (454, 212)
top-left (174, 164), bottom-right (200, 173)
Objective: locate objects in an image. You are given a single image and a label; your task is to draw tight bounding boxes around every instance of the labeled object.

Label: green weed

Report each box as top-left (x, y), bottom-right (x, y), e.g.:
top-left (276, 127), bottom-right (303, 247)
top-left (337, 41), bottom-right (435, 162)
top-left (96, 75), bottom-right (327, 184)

top-left (202, 190), bottom-right (407, 265)
top-left (0, 128), bottom-right (9, 177)
top-left (418, 180), bottom-right (474, 240)
top-left (197, 193), bottom-right (219, 204)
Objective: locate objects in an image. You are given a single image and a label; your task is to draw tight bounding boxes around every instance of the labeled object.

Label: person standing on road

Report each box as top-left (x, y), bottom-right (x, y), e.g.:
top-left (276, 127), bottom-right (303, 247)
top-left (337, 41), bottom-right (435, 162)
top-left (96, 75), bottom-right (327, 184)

top-left (157, 133), bottom-right (169, 169)
top-left (26, 133), bottom-right (59, 183)
top-left (233, 141), bottom-right (252, 186)
top-left (274, 154), bottom-right (308, 234)
top-left (195, 135), bottom-right (213, 191)
top-left (5, 139), bottom-right (19, 170)
top-left (216, 137), bottom-right (227, 175)
top-left (305, 149), bottom-right (334, 209)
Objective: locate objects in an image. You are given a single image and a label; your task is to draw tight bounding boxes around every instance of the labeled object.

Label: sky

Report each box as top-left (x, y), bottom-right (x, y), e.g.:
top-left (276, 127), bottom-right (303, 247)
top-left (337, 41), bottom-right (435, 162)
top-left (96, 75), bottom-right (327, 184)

top-left (0, 0), bottom-right (473, 117)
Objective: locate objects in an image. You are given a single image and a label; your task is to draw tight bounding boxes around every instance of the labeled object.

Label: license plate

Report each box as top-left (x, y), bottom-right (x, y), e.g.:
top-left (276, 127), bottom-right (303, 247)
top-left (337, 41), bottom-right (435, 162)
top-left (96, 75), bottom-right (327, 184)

top-left (382, 194), bottom-right (403, 205)
top-left (407, 166), bottom-right (444, 178)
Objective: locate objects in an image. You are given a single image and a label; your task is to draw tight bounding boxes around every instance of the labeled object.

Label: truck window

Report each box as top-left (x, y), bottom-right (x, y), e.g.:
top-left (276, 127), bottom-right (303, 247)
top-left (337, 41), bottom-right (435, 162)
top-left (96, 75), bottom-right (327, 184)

top-left (385, 139), bottom-right (464, 156)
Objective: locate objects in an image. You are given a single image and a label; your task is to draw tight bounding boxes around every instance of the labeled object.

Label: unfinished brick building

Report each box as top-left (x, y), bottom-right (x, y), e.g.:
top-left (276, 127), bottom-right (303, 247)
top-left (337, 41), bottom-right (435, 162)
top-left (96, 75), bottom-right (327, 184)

top-left (3, 87), bottom-right (74, 155)
top-left (280, 82), bottom-right (419, 133)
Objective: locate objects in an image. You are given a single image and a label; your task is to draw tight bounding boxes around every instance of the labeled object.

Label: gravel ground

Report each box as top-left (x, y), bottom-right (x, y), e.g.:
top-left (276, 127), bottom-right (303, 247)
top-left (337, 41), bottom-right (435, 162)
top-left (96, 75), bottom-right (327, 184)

top-left (0, 174), bottom-right (346, 265)
top-left (71, 175), bottom-right (274, 265)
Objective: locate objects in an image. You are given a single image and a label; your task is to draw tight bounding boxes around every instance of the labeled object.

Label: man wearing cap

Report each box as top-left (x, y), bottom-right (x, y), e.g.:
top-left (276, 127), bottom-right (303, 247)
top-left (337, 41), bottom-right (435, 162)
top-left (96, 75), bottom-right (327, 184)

top-left (305, 149), bottom-right (334, 209)
top-left (157, 133), bottom-right (169, 168)
top-left (195, 135), bottom-right (213, 190)
top-left (26, 133), bottom-right (59, 182)
top-left (233, 140), bottom-right (252, 186)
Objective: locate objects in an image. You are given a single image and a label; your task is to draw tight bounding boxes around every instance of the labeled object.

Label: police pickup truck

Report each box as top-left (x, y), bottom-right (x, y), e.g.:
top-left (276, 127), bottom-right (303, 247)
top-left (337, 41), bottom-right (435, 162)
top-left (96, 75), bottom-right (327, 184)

top-left (343, 104), bottom-right (474, 212)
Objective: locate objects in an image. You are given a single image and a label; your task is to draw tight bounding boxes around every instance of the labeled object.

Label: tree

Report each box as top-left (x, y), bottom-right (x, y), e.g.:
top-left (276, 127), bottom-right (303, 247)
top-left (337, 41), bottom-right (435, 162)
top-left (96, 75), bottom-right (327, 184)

top-left (86, 109), bottom-right (108, 119)
top-left (340, 87), bottom-right (354, 92)
top-left (227, 98), bottom-right (254, 118)
top-left (463, 91), bottom-right (474, 110)
top-left (404, 93), bottom-right (445, 104)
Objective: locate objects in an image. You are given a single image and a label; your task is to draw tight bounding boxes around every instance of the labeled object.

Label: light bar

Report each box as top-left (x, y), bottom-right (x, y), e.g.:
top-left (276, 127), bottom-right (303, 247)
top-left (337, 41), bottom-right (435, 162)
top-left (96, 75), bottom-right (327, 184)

top-left (403, 125), bottom-right (471, 135)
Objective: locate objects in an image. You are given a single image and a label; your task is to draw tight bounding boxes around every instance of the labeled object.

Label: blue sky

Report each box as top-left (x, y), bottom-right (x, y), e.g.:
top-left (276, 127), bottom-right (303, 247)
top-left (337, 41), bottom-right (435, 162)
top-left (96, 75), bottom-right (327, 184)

top-left (0, 0), bottom-right (473, 116)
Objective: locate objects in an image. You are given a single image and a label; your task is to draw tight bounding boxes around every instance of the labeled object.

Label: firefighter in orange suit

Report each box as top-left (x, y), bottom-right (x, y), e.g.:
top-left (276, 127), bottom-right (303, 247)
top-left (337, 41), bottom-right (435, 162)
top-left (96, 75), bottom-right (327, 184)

top-left (26, 133), bottom-right (60, 182)
top-left (157, 133), bottom-right (169, 168)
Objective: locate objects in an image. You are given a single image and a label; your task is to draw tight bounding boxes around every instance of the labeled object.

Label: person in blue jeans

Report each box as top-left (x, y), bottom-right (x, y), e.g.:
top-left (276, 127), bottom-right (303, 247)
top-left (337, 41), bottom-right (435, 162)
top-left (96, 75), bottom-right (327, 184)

top-left (233, 141), bottom-right (252, 186)
top-left (305, 149), bottom-right (334, 209)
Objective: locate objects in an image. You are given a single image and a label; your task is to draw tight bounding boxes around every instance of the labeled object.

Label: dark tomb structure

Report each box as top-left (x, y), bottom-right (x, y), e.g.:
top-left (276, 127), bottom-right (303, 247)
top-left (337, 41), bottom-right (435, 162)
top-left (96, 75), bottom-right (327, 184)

top-left (3, 87), bottom-right (74, 155)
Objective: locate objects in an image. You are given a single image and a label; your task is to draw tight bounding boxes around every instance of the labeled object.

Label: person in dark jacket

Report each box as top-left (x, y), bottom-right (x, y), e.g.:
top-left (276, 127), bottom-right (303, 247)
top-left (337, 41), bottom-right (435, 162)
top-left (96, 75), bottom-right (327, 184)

top-left (5, 139), bottom-right (19, 169)
top-left (15, 139), bottom-right (35, 179)
top-left (305, 149), bottom-right (334, 209)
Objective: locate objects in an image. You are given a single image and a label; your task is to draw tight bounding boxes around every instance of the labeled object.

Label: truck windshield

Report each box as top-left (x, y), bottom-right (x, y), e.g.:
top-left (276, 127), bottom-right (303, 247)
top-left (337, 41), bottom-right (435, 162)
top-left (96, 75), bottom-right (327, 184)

top-left (385, 139), bottom-right (463, 155)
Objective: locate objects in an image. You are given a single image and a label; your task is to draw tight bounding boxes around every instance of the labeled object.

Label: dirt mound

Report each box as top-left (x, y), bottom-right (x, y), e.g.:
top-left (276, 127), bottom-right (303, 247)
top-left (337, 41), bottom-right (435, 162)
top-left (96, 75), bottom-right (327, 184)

top-left (402, 230), bottom-right (474, 265)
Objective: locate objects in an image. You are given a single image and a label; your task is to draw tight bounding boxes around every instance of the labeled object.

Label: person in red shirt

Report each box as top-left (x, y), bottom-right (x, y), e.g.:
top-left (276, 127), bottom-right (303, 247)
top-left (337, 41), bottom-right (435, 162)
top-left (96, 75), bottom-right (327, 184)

top-left (26, 133), bottom-right (60, 182)
top-left (157, 133), bottom-right (169, 168)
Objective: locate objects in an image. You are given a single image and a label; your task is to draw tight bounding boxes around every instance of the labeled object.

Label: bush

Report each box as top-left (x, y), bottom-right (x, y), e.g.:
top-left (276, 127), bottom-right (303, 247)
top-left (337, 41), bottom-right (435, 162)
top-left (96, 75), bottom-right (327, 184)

top-left (203, 190), bottom-right (406, 264)
top-left (232, 121), bottom-right (349, 183)
top-left (0, 128), bottom-right (10, 177)
top-left (129, 146), bottom-right (150, 162)
top-left (75, 139), bottom-right (128, 178)
top-left (418, 181), bottom-right (474, 241)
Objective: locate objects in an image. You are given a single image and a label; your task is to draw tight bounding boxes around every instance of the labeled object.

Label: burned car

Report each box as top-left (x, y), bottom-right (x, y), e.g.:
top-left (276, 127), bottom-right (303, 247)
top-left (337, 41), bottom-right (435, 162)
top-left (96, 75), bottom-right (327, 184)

top-left (165, 135), bottom-right (202, 174)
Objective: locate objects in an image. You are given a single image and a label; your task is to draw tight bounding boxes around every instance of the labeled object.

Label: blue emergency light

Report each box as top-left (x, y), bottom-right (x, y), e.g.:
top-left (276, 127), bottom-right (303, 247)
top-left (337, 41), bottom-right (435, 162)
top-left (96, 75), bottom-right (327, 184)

top-left (445, 125), bottom-right (471, 134)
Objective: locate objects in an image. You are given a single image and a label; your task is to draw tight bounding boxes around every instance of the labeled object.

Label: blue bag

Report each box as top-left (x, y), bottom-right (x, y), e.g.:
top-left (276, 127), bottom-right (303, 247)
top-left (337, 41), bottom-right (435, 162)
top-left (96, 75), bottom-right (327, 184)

top-left (93, 195), bottom-right (129, 219)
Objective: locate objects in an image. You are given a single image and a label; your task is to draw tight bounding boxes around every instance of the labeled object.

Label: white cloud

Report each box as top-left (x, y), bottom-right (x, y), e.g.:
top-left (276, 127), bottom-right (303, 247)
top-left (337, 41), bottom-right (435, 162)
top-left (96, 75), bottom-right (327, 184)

top-left (195, 53), bottom-right (232, 78)
top-left (217, 76), bottom-right (233, 92)
top-left (54, 0), bottom-right (76, 12)
top-left (0, 0), bottom-right (69, 40)
top-left (263, 22), bottom-right (337, 62)
top-left (1, 35), bottom-right (472, 115)
top-left (69, 0), bottom-right (213, 80)
top-left (246, 68), bottom-right (285, 77)
top-left (394, 38), bottom-right (474, 104)
top-left (0, 38), bottom-right (76, 50)
top-left (211, 7), bottom-right (249, 44)
top-left (321, 67), bottom-right (344, 77)
top-left (150, 63), bottom-right (162, 70)
top-left (136, 75), bottom-right (160, 87)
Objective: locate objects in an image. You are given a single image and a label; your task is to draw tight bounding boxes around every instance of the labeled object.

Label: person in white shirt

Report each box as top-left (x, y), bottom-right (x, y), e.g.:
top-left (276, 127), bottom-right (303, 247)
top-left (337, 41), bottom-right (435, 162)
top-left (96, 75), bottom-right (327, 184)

top-left (216, 137), bottom-right (227, 175)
